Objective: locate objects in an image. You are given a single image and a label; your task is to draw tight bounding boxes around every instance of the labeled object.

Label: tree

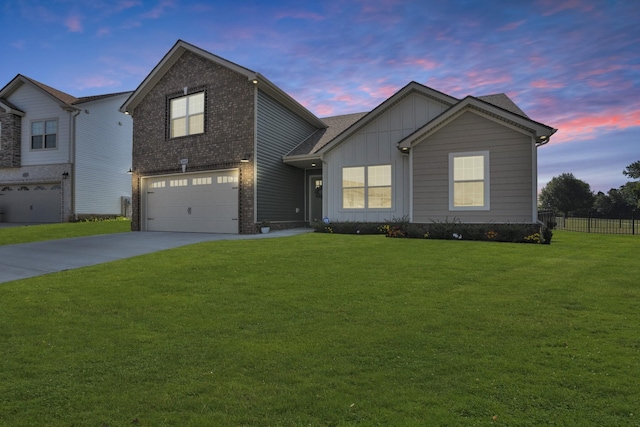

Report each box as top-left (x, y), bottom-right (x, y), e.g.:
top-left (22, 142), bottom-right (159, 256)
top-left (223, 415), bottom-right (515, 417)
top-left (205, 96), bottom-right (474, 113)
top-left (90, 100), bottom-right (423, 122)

top-left (623, 160), bottom-right (640, 179)
top-left (539, 173), bottom-right (594, 215)
top-left (594, 187), bottom-right (636, 217)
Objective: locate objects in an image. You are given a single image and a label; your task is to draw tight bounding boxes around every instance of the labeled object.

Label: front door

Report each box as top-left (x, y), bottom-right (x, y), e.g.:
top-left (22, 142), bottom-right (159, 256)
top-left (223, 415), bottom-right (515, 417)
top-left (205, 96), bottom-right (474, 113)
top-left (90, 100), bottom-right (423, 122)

top-left (309, 175), bottom-right (322, 222)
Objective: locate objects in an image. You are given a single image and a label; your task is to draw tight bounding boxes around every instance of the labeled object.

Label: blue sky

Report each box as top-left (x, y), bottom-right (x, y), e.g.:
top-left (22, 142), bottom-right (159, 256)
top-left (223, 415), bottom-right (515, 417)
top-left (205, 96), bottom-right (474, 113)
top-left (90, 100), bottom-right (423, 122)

top-left (2, 0), bottom-right (638, 193)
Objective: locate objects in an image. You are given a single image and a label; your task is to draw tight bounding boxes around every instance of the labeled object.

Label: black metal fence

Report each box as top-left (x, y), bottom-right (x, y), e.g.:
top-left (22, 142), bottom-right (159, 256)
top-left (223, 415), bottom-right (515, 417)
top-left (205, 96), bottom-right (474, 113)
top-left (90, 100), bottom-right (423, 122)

top-left (538, 210), bottom-right (638, 235)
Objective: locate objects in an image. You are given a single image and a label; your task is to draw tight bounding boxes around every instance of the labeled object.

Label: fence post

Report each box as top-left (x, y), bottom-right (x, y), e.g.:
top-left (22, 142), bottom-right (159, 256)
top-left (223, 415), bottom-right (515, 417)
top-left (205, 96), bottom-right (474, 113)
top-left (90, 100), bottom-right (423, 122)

top-left (588, 211), bottom-right (591, 233)
top-left (633, 210), bottom-right (636, 235)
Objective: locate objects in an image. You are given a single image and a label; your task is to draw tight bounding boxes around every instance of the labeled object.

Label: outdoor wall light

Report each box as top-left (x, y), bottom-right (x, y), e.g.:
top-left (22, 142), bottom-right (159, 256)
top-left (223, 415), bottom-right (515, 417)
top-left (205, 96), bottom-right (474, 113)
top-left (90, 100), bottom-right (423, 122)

top-left (311, 163), bottom-right (316, 167)
top-left (127, 168), bottom-right (133, 175)
top-left (240, 154), bottom-right (251, 163)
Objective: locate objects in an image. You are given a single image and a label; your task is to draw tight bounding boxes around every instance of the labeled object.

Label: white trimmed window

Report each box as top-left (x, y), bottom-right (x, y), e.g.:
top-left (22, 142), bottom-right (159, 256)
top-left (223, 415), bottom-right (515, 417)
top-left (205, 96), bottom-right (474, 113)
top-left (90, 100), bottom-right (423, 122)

top-left (170, 92), bottom-right (204, 138)
top-left (342, 164), bottom-right (392, 209)
top-left (449, 151), bottom-right (490, 210)
top-left (31, 119), bottom-right (57, 149)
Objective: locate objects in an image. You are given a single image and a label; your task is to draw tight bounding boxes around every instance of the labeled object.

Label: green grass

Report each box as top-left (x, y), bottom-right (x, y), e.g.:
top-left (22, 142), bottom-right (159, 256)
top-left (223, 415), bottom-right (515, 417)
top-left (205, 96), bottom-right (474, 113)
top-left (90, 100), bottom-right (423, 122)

top-left (0, 219), bottom-right (131, 245)
top-left (1, 231), bottom-right (639, 426)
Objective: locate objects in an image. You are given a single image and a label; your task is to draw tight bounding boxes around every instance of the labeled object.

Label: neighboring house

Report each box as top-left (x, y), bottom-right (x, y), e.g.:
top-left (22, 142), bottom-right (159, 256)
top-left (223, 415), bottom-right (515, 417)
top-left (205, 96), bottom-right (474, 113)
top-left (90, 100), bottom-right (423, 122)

top-left (0, 75), bottom-right (133, 223)
top-left (122, 40), bottom-right (556, 234)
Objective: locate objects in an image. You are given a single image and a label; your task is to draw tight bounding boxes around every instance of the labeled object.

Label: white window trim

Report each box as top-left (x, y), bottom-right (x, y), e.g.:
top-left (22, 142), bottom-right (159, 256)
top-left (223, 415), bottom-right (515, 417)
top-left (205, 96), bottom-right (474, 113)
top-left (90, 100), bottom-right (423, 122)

top-left (448, 151), bottom-right (490, 211)
top-left (30, 118), bottom-right (58, 151)
top-left (341, 164), bottom-right (393, 210)
top-left (170, 91), bottom-right (205, 138)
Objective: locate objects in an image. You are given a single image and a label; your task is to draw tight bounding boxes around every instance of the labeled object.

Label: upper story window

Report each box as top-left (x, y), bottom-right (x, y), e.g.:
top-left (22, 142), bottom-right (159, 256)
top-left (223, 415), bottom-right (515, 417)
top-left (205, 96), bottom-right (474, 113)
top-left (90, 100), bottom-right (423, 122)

top-left (342, 164), bottom-right (392, 209)
top-left (449, 151), bottom-right (490, 210)
top-left (170, 92), bottom-right (204, 138)
top-left (31, 119), bottom-right (57, 149)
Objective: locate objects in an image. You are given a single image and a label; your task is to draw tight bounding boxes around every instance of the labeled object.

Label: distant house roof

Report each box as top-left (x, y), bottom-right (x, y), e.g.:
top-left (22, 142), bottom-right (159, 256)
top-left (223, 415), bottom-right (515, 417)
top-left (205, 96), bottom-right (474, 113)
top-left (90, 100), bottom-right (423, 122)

top-left (0, 74), bottom-right (131, 111)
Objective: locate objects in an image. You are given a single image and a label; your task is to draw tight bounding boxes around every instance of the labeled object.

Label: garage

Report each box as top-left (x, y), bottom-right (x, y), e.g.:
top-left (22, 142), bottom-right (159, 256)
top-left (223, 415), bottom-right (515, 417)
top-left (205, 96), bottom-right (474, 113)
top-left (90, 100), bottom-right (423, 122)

top-left (0, 183), bottom-right (62, 223)
top-left (144, 170), bottom-right (239, 233)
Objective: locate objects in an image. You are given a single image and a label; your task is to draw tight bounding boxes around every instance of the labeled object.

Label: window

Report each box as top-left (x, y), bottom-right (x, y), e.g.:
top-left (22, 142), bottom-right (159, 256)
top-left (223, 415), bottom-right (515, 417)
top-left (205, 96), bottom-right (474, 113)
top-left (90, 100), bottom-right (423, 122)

top-left (449, 151), bottom-right (490, 210)
top-left (192, 177), bottom-right (212, 186)
top-left (31, 120), bottom-right (57, 149)
top-left (342, 165), bottom-right (392, 209)
top-left (170, 92), bottom-right (204, 138)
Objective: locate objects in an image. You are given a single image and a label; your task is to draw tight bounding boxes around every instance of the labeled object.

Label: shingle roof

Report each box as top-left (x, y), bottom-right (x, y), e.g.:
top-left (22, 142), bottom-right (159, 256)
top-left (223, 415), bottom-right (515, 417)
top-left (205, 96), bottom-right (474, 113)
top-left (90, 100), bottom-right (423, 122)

top-left (288, 112), bottom-right (368, 156)
top-left (13, 75), bottom-right (131, 107)
top-left (74, 91), bottom-right (133, 104)
top-left (21, 75), bottom-right (79, 105)
top-left (476, 93), bottom-right (529, 118)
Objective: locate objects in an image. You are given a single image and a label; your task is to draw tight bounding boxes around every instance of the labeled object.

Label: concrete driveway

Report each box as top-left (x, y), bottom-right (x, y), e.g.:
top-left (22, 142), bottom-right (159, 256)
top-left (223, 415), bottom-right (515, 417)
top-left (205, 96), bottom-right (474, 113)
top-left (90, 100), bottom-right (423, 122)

top-left (0, 229), bottom-right (312, 284)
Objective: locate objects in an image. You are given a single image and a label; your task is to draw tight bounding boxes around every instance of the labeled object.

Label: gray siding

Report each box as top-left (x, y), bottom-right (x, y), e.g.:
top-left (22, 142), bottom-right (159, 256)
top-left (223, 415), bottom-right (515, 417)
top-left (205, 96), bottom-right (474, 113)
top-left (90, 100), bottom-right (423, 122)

top-left (323, 92), bottom-right (448, 222)
top-left (412, 111), bottom-right (535, 223)
top-left (256, 90), bottom-right (317, 222)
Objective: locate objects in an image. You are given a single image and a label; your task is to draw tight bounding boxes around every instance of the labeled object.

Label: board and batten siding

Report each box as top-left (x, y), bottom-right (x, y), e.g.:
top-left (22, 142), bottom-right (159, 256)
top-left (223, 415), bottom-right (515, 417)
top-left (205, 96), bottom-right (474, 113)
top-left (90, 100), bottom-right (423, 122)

top-left (256, 90), bottom-right (318, 222)
top-left (8, 83), bottom-right (72, 166)
top-left (75, 93), bottom-right (133, 215)
top-left (412, 110), bottom-right (535, 223)
top-left (323, 91), bottom-right (449, 222)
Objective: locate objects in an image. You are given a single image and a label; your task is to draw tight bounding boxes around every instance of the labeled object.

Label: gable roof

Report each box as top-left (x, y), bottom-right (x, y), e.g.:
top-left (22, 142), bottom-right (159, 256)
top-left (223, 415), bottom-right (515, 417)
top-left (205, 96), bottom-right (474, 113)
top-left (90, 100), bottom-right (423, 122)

top-left (314, 81), bottom-right (458, 156)
top-left (0, 74), bottom-right (131, 112)
top-left (120, 39), bottom-right (326, 128)
top-left (397, 95), bottom-right (557, 150)
top-left (0, 74), bottom-right (79, 110)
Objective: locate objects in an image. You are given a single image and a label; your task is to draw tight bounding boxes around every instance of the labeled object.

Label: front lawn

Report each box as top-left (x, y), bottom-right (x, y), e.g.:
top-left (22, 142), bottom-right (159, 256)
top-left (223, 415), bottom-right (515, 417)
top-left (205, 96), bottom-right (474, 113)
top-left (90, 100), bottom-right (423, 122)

top-left (1, 231), bottom-right (638, 425)
top-left (0, 219), bottom-right (131, 246)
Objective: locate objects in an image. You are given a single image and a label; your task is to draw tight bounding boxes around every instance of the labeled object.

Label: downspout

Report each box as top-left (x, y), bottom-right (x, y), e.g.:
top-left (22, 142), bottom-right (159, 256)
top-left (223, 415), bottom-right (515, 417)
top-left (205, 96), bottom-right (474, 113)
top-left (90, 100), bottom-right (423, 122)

top-left (69, 108), bottom-right (81, 221)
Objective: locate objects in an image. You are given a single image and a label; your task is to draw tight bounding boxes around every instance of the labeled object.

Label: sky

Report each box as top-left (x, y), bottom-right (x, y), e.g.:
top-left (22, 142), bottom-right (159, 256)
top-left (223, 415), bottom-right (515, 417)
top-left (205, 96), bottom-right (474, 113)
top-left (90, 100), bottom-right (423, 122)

top-left (1, 0), bottom-right (639, 194)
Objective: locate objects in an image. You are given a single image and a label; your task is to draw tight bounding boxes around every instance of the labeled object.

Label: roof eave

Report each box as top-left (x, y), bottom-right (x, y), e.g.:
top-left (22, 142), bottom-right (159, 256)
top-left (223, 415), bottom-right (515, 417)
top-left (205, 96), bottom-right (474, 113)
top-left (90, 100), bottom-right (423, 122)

top-left (398, 96), bottom-right (556, 149)
top-left (282, 153), bottom-right (322, 169)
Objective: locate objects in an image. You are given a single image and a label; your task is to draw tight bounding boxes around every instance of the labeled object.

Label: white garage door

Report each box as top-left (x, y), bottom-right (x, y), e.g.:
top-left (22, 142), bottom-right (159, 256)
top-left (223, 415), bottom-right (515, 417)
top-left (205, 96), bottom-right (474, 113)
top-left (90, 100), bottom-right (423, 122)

top-left (0, 183), bottom-right (62, 223)
top-left (145, 170), bottom-right (239, 233)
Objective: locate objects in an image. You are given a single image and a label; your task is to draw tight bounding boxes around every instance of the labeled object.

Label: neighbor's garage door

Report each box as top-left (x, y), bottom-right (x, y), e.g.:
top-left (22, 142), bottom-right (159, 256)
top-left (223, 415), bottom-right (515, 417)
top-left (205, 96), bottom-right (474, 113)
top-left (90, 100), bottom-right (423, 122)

top-left (145, 170), bottom-right (239, 233)
top-left (0, 183), bottom-right (62, 223)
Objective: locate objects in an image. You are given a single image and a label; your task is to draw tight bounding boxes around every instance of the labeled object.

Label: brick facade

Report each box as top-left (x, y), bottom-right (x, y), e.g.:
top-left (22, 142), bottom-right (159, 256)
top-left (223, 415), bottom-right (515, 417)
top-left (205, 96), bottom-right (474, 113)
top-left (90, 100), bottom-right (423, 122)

top-left (0, 109), bottom-right (21, 168)
top-left (130, 51), bottom-right (256, 233)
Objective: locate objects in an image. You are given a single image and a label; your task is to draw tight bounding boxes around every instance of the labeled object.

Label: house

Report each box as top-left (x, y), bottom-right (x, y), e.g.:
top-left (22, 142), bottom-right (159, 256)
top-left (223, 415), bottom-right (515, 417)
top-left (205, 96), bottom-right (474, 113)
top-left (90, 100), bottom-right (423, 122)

top-left (122, 40), bottom-right (556, 234)
top-left (0, 75), bottom-right (133, 223)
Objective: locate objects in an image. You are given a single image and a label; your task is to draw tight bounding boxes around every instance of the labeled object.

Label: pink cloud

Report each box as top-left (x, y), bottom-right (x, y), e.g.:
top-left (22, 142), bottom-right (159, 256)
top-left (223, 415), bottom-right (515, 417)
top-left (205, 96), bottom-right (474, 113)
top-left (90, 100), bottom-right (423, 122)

top-left (75, 75), bottom-right (120, 90)
top-left (547, 109), bottom-right (640, 144)
top-left (97, 27), bottom-right (111, 37)
top-left (65, 14), bottom-right (83, 32)
top-left (463, 70), bottom-right (513, 92)
top-left (498, 20), bottom-right (526, 31)
top-left (577, 65), bottom-right (622, 79)
top-left (11, 40), bottom-right (26, 49)
top-left (141, 0), bottom-right (175, 19)
top-left (115, 0), bottom-right (142, 12)
top-left (531, 79), bottom-right (564, 89)
top-left (538, 0), bottom-right (595, 16)
top-left (394, 57), bottom-right (439, 71)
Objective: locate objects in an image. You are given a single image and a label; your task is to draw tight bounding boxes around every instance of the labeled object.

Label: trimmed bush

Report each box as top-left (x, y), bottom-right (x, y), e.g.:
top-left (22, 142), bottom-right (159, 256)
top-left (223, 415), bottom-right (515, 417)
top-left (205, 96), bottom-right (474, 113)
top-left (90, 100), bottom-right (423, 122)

top-left (313, 218), bottom-right (552, 244)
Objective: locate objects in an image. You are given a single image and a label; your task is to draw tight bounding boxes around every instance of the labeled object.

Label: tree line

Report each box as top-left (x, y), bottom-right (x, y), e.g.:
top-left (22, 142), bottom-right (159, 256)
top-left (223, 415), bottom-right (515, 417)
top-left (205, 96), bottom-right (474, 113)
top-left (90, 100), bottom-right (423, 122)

top-left (539, 160), bottom-right (640, 217)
